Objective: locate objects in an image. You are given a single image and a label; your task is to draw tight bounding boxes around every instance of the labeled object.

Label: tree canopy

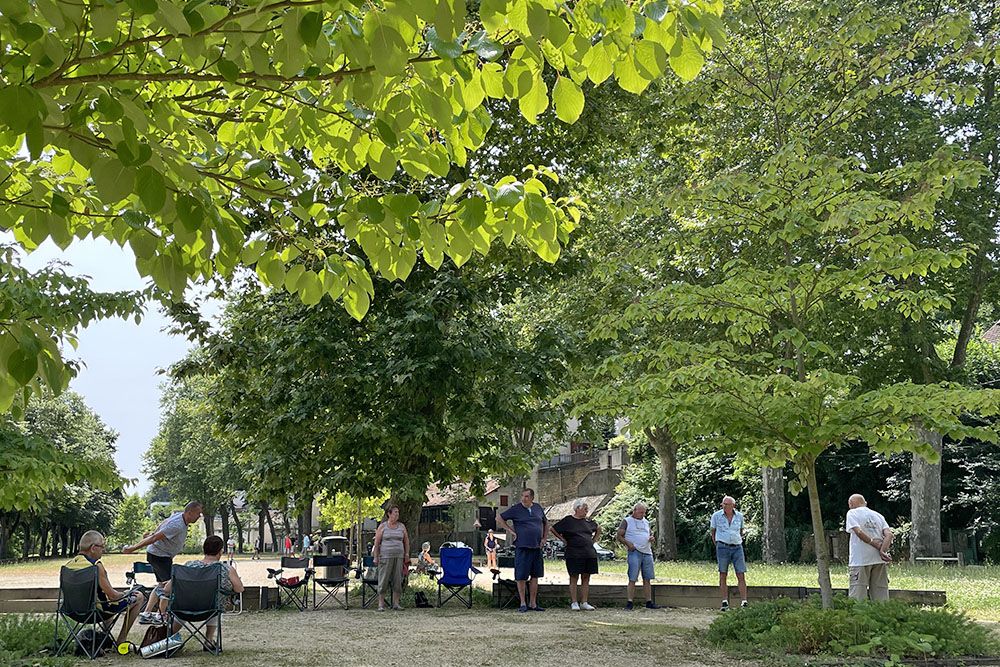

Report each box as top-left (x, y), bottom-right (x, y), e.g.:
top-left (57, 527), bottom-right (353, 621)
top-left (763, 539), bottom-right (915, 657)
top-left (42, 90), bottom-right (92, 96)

top-left (0, 0), bottom-right (720, 407)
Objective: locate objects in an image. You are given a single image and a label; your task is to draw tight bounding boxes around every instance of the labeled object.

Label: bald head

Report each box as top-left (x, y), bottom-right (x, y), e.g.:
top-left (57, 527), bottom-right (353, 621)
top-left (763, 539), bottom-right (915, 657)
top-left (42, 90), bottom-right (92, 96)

top-left (848, 494), bottom-right (866, 509)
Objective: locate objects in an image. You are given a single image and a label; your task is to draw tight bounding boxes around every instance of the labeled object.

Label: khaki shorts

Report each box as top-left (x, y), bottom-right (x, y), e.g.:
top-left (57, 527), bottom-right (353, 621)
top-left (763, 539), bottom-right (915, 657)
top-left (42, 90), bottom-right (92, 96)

top-left (849, 564), bottom-right (889, 601)
top-left (377, 556), bottom-right (405, 597)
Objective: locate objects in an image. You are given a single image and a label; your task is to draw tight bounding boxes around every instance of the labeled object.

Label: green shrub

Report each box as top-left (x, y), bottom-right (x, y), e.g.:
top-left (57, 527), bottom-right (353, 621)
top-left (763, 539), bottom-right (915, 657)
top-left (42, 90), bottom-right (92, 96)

top-left (705, 596), bottom-right (999, 660)
top-left (0, 615), bottom-right (74, 667)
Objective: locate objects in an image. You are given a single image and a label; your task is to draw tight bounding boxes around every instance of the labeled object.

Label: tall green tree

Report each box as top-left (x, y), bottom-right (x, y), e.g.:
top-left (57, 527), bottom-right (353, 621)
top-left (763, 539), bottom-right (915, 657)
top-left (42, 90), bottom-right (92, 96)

top-left (144, 372), bottom-right (243, 539)
top-left (110, 493), bottom-right (151, 548)
top-left (567, 0), bottom-right (1000, 607)
top-left (0, 392), bottom-right (122, 557)
top-left (210, 262), bottom-right (571, 527)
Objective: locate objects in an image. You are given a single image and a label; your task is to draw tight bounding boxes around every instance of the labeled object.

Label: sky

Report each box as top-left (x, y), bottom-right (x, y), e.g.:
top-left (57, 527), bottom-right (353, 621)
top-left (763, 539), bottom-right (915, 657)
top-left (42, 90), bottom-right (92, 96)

top-left (19, 238), bottom-right (215, 495)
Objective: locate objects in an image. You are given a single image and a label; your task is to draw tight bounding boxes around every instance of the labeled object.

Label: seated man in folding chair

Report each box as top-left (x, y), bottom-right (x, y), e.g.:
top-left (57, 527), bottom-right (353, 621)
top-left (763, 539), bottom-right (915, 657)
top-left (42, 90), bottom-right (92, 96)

top-left (65, 531), bottom-right (147, 644)
top-left (157, 536), bottom-right (244, 650)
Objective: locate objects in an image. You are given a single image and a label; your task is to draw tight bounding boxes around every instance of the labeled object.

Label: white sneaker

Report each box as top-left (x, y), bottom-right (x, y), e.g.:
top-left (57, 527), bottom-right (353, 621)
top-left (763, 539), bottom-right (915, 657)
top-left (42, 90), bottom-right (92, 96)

top-left (581, 602), bottom-right (596, 611)
top-left (570, 602), bottom-right (580, 611)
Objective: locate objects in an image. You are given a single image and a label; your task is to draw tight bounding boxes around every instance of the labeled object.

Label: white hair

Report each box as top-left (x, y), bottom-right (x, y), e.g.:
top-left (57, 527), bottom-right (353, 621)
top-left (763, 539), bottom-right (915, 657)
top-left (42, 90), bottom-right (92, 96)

top-left (572, 499), bottom-right (589, 512)
top-left (78, 530), bottom-right (104, 551)
top-left (633, 502), bottom-right (648, 511)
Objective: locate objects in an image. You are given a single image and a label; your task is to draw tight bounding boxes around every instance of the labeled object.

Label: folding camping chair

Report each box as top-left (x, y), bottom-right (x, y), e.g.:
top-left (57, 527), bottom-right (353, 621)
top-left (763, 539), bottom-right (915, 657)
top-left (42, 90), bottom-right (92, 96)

top-left (312, 555), bottom-right (350, 610)
top-left (54, 565), bottom-right (122, 659)
top-left (167, 563), bottom-right (223, 656)
top-left (125, 561), bottom-right (158, 595)
top-left (437, 547), bottom-right (481, 609)
top-left (355, 555), bottom-right (380, 609)
top-left (266, 556), bottom-right (313, 611)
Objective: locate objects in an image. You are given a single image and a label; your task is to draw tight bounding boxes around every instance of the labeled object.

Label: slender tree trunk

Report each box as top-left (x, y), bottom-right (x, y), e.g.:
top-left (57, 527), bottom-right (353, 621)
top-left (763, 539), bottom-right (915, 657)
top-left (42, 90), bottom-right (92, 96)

top-left (39, 522), bottom-right (49, 558)
top-left (21, 523), bottom-right (31, 559)
top-left (910, 426), bottom-right (944, 560)
top-left (257, 507), bottom-right (266, 552)
top-left (230, 502), bottom-right (244, 553)
top-left (263, 502), bottom-right (278, 551)
top-left (220, 507), bottom-right (230, 545)
top-left (645, 427), bottom-right (678, 560)
top-left (804, 456), bottom-right (833, 609)
top-left (281, 504), bottom-right (292, 540)
top-left (762, 466), bottom-right (788, 562)
top-left (203, 508), bottom-right (216, 537)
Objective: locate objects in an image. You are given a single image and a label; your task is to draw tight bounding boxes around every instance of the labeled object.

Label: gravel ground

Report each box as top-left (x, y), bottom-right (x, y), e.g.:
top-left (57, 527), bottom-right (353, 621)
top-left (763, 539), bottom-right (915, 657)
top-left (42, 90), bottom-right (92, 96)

top-left (80, 605), bottom-right (758, 667)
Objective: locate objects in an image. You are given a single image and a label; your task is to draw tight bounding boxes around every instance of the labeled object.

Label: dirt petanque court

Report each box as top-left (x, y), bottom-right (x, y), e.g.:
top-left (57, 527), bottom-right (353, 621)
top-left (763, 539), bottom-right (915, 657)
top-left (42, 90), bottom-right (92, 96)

top-left (0, 555), bottom-right (762, 667)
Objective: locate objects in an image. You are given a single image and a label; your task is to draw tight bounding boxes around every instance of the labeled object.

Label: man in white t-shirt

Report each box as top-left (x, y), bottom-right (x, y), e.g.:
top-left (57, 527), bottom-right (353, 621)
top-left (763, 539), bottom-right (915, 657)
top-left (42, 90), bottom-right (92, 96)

top-left (845, 494), bottom-right (893, 602)
top-left (616, 502), bottom-right (660, 610)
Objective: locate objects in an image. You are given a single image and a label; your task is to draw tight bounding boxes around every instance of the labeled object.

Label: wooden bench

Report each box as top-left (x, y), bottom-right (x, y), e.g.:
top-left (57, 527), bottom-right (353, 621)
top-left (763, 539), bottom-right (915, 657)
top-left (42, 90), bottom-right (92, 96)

top-left (492, 582), bottom-right (947, 609)
top-left (915, 555), bottom-right (964, 566)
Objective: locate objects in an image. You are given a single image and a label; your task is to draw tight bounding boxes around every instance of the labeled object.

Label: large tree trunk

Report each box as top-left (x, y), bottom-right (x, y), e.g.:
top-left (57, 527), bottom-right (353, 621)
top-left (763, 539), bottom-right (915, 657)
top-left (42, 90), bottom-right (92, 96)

top-left (762, 466), bottom-right (788, 562)
top-left (803, 457), bottom-right (833, 609)
top-left (910, 426), bottom-right (944, 560)
top-left (21, 522), bottom-right (31, 559)
top-left (257, 507), bottom-right (266, 552)
top-left (645, 427), bottom-right (678, 560)
top-left (230, 502), bottom-right (244, 553)
top-left (389, 494), bottom-right (425, 551)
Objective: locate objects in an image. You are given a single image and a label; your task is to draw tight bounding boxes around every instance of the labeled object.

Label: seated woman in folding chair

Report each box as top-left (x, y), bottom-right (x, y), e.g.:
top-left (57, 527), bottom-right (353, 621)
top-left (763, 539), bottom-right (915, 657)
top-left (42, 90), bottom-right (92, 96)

top-left (65, 531), bottom-right (147, 644)
top-left (373, 506), bottom-right (411, 611)
top-left (158, 536), bottom-right (244, 649)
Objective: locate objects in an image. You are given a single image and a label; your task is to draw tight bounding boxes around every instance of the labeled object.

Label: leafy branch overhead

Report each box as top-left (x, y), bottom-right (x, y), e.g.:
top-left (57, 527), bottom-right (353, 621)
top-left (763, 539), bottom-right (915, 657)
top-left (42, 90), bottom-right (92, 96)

top-left (0, 0), bottom-right (720, 303)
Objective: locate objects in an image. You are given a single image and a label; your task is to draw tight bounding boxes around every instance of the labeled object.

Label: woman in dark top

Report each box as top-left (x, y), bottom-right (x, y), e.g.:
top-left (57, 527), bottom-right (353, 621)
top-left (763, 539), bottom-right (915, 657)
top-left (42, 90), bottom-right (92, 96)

top-left (484, 529), bottom-right (498, 573)
top-left (550, 499), bottom-right (602, 610)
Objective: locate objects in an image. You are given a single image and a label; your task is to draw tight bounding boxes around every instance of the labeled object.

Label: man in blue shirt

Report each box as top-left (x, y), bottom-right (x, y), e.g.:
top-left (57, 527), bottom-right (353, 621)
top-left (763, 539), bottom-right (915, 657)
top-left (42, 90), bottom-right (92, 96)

top-left (710, 495), bottom-right (748, 611)
top-left (498, 488), bottom-right (548, 612)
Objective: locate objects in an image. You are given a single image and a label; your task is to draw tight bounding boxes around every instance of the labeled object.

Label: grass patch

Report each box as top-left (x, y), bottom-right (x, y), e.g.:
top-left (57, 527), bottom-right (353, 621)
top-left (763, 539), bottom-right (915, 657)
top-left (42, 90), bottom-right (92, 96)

top-left (705, 596), bottom-right (1000, 663)
top-left (596, 560), bottom-right (1000, 622)
top-left (0, 615), bottom-right (74, 667)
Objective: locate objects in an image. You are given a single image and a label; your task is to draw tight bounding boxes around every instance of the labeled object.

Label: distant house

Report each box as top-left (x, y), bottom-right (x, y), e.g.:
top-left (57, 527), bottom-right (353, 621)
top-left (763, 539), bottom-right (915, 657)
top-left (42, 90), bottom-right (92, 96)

top-left (418, 480), bottom-right (521, 553)
top-left (983, 321), bottom-right (1000, 345)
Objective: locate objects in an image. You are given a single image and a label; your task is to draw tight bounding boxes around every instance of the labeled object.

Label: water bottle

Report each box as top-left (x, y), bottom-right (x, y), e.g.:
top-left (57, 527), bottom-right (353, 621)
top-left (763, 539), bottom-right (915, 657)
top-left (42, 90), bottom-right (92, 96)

top-left (139, 632), bottom-right (182, 658)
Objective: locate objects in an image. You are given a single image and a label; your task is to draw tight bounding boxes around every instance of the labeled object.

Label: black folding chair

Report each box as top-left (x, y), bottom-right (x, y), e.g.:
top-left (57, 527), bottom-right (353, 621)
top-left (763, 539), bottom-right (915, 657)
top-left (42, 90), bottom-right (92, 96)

top-left (437, 547), bottom-right (480, 609)
top-left (355, 555), bottom-right (380, 609)
top-left (312, 555), bottom-right (350, 610)
top-left (167, 563), bottom-right (223, 655)
top-left (266, 556), bottom-right (313, 611)
top-left (54, 565), bottom-right (121, 659)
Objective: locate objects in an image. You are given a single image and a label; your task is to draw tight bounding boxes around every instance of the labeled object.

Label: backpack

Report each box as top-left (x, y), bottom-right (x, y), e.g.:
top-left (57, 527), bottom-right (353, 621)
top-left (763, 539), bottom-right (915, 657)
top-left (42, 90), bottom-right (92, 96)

top-left (414, 591), bottom-right (433, 608)
top-left (74, 627), bottom-right (114, 657)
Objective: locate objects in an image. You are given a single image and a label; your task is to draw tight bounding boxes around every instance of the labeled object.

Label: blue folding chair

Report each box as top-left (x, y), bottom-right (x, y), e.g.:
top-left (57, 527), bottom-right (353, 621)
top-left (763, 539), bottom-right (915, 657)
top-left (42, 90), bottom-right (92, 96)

top-left (437, 547), bottom-right (480, 608)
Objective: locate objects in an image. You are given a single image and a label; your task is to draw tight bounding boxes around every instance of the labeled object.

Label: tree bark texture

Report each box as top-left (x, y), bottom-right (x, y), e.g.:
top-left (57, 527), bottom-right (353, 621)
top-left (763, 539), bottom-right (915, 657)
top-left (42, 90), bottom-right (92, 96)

top-left (220, 507), bottom-right (230, 544)
top-left (203, 509), bottom-right (216, 538)
top-left (263, 502), bottom-right (278, 551)
top-left (761, 466), bottom-right (788, 562)
top-left (645, 426), bottom-right (678, 560)
top-left (910, 426), bottom-right (944, 560)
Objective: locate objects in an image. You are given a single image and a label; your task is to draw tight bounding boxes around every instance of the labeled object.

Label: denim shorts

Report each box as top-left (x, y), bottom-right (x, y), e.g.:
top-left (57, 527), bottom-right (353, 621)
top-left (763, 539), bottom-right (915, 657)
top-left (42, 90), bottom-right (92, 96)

top-left (626, 550), bottom-right (655, 581)
top-left (716, 543), bottom-right (747, 574)
top-left (513, 547), bottom-right (544, 580)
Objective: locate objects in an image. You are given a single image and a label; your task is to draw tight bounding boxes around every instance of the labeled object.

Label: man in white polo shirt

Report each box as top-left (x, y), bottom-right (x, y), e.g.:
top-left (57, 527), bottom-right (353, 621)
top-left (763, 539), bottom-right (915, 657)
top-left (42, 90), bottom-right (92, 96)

top-left (710, 495), bottom-right (748, 611)
top-left (845, 494), bottom-right (893, 601)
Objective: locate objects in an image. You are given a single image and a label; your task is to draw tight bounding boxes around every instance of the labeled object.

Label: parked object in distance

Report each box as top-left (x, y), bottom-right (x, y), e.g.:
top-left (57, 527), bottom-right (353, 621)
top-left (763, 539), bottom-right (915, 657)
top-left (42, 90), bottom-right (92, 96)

top-left (595, 544), bottom-right (616, 561)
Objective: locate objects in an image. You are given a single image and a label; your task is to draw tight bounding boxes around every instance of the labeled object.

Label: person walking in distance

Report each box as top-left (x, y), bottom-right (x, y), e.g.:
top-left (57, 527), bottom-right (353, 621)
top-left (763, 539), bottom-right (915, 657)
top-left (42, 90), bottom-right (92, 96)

top-left (123, 501), bottom-right (203, 626)
top-left (616, 502), bottom-right (660, 610)
top-left (496, 488), bottom-right (548, 612)
top-left (846, 494), bottom-right (894, 601)
top-left (710, 495), bottom-right (749, 611)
